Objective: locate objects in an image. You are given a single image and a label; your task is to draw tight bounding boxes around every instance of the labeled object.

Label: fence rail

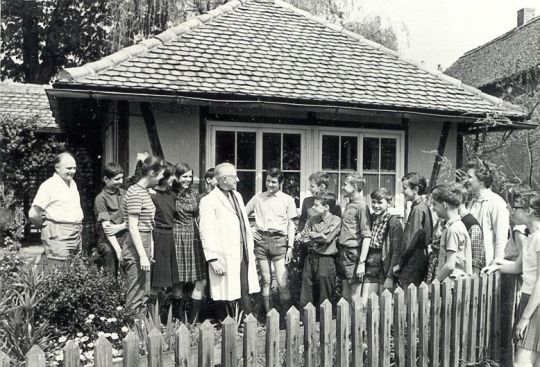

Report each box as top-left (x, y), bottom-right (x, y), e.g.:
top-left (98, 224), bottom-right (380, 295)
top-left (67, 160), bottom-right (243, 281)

top-left (0, 273), bottom-right (502, 367)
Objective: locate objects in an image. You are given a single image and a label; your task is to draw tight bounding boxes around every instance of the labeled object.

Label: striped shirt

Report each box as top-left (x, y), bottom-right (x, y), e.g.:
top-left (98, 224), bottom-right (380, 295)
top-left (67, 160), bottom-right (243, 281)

top-left (123, 184), bottom-right (155, 232)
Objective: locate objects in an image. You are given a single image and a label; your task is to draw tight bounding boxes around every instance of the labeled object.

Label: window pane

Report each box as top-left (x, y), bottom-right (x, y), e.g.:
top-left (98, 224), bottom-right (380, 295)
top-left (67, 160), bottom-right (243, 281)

top-left (363, 137), bottom-right (379, 171)
top-left (263, 133), bottom-right (281, 169)
top-left (283, 134), bottom-right (301, 171)
top-left (283, 172), bottom-right (301, 208)
top-left (341, 136), bottom-right (358, 170)
top-left (380, 174), bottom-right (396, 196)
top-left (215, 131), bottom-right (235, 164)
top-left (237, 171), bottom-right (256, 203)
top-left (237, 132), bottom-right (256, 169)
top-left (322, 135), bottom-right (339, 170)
top-left (381, 138), bottom-right (397, 171)
top-left (364, 174), bottom-right (379, 198)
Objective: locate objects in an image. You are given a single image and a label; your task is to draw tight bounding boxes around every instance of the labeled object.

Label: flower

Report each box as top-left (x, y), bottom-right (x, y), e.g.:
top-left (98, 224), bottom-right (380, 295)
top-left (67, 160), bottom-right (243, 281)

top-left (88, 314), bottom-right (95, 320)
top-left (99, 316), bottom-right (106, 321)
top-left (87, 343), bottom-right (94, 349)
top-left (110, 333), bottom-right (119, 340)
top-left (121, 326), bottom-right (129, 333)
top-left (55, 354), bottom-right (63, 361)
top-left (116, 306), bottom-right (123, 311)
top-left (107, 317), bottom-right (117, 323)
top-left (77, 332), bottom-right (83, 338)
top-left (58, 336), bottom-right (67, 343)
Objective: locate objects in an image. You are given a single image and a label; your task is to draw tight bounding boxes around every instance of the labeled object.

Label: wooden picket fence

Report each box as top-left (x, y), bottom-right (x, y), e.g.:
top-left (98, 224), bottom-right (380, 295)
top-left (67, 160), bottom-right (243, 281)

top-left (1, 273), bottom-right (502, 367)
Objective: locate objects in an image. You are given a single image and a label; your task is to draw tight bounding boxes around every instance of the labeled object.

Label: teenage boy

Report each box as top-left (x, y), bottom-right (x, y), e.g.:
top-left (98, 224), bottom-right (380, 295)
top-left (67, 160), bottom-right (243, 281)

top-left (449, 182), bottom-right (485, 274)
top-left (245, 168), bottom-right (297, 314)
top-left (296, 192), bottom-right (341, 308)
top-left (337, 172), bottom-right (371, 303)
top-left (94, 162), bottom-right (127, 276)
top-left (431, 185), bottom-right (473, 282)
top-left (298, 171), bottom-right (342, 231)
top-left (199, 168), bottom-right (217, 200)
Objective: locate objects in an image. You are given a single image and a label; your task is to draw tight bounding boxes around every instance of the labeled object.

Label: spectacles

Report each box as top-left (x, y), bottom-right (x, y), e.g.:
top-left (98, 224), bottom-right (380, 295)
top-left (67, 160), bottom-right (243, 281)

top-left (513, 205), bottom-right (526, 210)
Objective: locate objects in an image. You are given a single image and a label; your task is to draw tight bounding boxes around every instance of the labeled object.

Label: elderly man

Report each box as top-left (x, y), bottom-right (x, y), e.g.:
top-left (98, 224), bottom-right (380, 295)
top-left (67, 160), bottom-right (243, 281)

top-left (199, 163), bottom-right (260, 314)
top-left (29, 152), bottom-right (83, 265)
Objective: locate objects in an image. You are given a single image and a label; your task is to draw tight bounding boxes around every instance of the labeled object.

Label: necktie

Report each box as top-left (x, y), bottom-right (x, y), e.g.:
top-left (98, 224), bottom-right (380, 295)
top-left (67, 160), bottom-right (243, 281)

top-left (228, 191), bottom-right (249, 264)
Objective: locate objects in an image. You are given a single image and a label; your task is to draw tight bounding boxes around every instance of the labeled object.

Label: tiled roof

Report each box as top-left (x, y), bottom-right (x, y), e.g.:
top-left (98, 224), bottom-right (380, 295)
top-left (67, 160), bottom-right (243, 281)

top-left (0, 82), bottom-right (59, 131)
top-left (446, 16), bottom-right (540, 88)
top-left (56, 0), bottom-right (525, 119)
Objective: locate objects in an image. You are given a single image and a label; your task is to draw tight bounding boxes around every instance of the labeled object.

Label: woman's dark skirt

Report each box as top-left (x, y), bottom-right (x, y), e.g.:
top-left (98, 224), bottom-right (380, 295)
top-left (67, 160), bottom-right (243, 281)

top-left (152, 228), bottom-right (179, 288)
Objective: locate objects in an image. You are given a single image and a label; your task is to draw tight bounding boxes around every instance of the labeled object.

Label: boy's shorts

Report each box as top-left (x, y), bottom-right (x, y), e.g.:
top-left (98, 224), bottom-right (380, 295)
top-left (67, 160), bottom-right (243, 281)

top-left (336, 245), bottom-right (361, 282)
top-left (254, 232), bottom-right (288, 261)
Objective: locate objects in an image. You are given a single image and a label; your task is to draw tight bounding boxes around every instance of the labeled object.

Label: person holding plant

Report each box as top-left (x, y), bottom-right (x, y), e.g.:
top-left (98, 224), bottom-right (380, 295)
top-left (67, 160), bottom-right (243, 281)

top-left (483, 189), bottom-right (540, 366)
top-left (122, 155), bottom-right (164, 315)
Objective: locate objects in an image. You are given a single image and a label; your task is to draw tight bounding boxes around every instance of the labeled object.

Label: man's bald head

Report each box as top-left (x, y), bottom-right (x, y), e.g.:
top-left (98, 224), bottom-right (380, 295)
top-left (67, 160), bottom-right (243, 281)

top-left (214, 163), bottom-right (238, 191)
top-left (54, 152), bottom-right (77, 183)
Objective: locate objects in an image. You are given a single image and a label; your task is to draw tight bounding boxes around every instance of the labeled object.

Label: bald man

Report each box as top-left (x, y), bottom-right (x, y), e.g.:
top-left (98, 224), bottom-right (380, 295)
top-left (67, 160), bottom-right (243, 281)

top-left (29, 152), bottom-right (84, 265)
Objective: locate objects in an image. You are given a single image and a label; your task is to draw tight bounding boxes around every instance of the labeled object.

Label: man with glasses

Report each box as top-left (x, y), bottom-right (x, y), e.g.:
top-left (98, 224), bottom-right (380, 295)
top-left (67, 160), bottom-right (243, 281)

top-left (199, 163), bottom-right (260, 315)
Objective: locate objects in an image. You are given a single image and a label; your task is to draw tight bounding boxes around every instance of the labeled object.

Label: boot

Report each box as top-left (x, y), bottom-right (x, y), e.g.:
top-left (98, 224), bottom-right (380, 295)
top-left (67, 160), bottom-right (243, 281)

top-left (189, 299), bottom-right (202, 324)
top-left (171, 297), bottom-right (184, 322)
top-left (262, 295), bottom-right (272, 314)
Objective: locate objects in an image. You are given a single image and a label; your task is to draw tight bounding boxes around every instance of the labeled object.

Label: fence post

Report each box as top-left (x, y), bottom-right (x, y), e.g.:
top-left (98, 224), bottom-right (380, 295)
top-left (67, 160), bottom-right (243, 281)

top-left (367, 293), bottom-right (380, 367)
top-left (352, 298), bottom-right (365, 367)
top-left (94, 335), bottom-right (113, 367)
top-left (394, 287), bottom-right (406, 367)
top-left (468, 274), bottom-right (479, 363)
top-left (441, 279), bottom-right (453, 367)
top-left (320, 299), bottom-right (333, 367)
top-left (64, 340), bottom-right (80, 367)
top-left (175, 324), bottom-right (191, 367)
top-left (123, 331), bottom-right (140, 367)
top-left (336, 298), bottom-right (350, 367)
top-left (26, 345), bottom-right (46, 367)
top-left (450, 277), bottom-right (463, 367)
top-left (0, 351), bottom-right (11, 367)
top-left (266, 308), bottom-right (280, 367)
top-left (286, 306), bottom-right (300, 367)
top-left (198, 320), bottom-right (215, 367)
top-left (380, 290), bottom-right (393, 367)
top-left (243, 314), bottom-right (258, 367)
top-left (491, 272), bottom-right (501, 363)
top-left (460, 277), bottom-right (472, 364)
top-left (429, 280), bottom-right (441, 367)
top-left (406, 284), bottom-right (418, 367)
top-left (478, 273), bottom-right (489, 361)
top-left (148, 328), bottom-right (163, 367)
top-left (485, 273), bottom-right (493, 357)
top-left (221, 316), bottom-right (237, 367)
top-left (418, 282), bottom-right (429, 367)
top-left (303, 303), bottom-right (317, 367)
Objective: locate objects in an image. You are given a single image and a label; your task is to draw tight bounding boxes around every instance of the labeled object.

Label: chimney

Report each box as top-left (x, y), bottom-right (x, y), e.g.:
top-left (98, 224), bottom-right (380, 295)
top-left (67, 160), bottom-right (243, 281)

top-left (517, 8), bottom-right (535, 27)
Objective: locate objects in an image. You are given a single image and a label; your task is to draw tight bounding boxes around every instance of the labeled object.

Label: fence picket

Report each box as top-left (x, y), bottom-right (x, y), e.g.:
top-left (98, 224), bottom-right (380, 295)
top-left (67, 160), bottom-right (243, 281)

top-left (485, 273), bottom-right (493, 356)
top-left (320, 299), bottom-right (333, 367)
top-left (394, 287), bottom-right (406, 367)
top-left (243, 314), bottom-right (258, 367)
top-left (198, 320), bottom-right (215, 367)
top-left (491, 272), bottom-right (501, 362)
top-left (0, 352), bottom-right (11, 367)
top-left (478, 273), bottom-right (489, 361)
top-left (266, 308), bottom-right (280, 367)
top-left (122, 331), bottom-right (140, 367)
top-left (450, 277), bottom-right (463, 367)
top-left (175, 324), bottom-right (191, 367)
top-left (441, 280), bottom-right (453, 367)
top-left (429, 280), bottom-right (441, 367)
top-left (336, 298), bottom-right (350, 367)
top-left (352, 298), bottom-right (365, 367)
top-left (94, 335), bottom-right (113, 367)
top-left (26, 345), bottom-right (46, 367)
top-left (221, 316), bottom-right (237, 367)
top-left (367, 293), bottom-right (380, 367)
top-left (148, 328), bottom-right (163, 367)
top-left (418, 282), bottom-right (429, 367)
top-left (285, 306), bottom-right (300, 367)
top-left (63, 340), bottom-right (80, 367)
top-left (468, 274), bottom-right (480, 363)
top-left (460, 277), bottom-right (471, 363)
top-left (406, 284), bottom-right (418, 367)
top-left (380, 290), bottom-right (393, 367)
top-left (302, 303), bottom-right (316, 367)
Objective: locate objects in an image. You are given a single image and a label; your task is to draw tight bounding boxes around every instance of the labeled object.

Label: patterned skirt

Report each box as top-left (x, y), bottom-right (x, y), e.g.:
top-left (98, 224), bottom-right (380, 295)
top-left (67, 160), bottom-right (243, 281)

top-left (173, 223), bottom-right (206, 282)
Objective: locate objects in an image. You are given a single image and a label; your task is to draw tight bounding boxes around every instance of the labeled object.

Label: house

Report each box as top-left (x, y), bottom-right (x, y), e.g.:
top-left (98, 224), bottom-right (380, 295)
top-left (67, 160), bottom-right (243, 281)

top-left (47, 0), bottom-right (532, 212)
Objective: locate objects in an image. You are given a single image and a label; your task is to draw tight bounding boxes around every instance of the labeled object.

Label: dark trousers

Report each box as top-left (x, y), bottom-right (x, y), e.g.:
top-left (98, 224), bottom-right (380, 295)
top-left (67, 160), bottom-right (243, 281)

top-left (97, 242), bottom-right (119, 277)
top-left (300, 252), bottom-right (336, 308)
top-left (227, 256), bottom-right (252, 316)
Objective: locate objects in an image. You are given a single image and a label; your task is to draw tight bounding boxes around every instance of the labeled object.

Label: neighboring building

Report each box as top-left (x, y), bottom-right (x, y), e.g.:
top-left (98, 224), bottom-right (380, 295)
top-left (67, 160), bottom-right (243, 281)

top-left (47, 0), bottom-right (531, 213)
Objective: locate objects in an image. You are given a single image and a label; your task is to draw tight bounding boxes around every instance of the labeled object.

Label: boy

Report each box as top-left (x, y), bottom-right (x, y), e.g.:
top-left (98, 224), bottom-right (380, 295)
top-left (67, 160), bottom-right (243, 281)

top-left (199, 167), bottom-right (217, 200)
top-left (449, 182), bottom-right (485, 274)
top-left (337, 172), bottom-right (371, 303)
top-left (298, 171), bottom-right (342, 231)
top-left (245, 168), bottom-right (297, 314)
top-left (94, 162), bottom-right (127, 276)
top-left (431, 185), bottom-right (473, 282)
top-left (296, 192), bottom-right (341, 308)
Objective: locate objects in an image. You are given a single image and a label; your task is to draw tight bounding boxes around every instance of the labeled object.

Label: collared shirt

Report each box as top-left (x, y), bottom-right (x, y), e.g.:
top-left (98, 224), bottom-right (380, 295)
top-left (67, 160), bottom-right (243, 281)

top-left (32, 173), bottom-right (83, 223)
top-left (437, 217), bottom-right (473, 277)
top-left (298, 196), bottom-right (342, 231)
top-left (95, 186), bottom-right (126, 243)
top-left (467, 188), bottom-right (510, 263)
top-left (522, 231), bottom-right (540, 295)
top-left (245, 190), bottom-right (297, 235)
top-left (298, 212), bottom-right (341, 255)
top-left (338, 195), bottom-right (371, 247)
top-left (123, 184), bottom-right (155, 232)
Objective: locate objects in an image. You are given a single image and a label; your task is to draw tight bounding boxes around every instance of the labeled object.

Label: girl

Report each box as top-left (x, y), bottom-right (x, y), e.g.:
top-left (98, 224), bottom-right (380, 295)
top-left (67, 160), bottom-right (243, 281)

top-left (123, 155), bottom-right (165, 315)
top-left (172, 162), bottom-right (207, 323)
top-left (484, 190), bottom-right (540, 366)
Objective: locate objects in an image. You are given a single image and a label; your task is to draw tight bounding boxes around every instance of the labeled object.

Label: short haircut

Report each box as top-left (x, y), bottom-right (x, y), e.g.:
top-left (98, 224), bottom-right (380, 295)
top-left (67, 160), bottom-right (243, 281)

top-left (370, 187), bottom-right (393, 202)
top-left (314, 192), bottom-right (337, 212)
top-left (308, 171), bottom-right (330, 188)
top-left (158, 162), bottom-right (175, 186)
top-left (343, 172), bottom-right (366, 191)
top-left (103, 162), bottom-right (124, 179)
top-left (507, 183), bottom-right (533, 208)
top-left (266, 167), bottom-right (284, 184)
top-left (204, 168), bottom-right (215, 180)
top-left (465, 158), bottom-right (494, 188)
top-left (402, 172), bottom-right (427, 195)
top-left (431, 184), bottom-right (461, 207)
top-left (448, 182), bottom-right (468, 205)
top-left (140, 156), bottom-right (164, 176)
top-left (54, 152), bottom-right (75, 165)
top-left (515, 191), bottom-right (540, 217)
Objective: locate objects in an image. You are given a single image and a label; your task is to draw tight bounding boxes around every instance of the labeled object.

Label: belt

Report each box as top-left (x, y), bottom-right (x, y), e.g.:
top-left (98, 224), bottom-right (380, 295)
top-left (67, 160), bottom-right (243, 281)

top-left (307, 250), bottom-right (335, 257)
top-left (155, 225), bottom-right (173, 230)
top-left (258, 230), bottom-right (285, 237)
top-left (44, 218), bottom-right (82, 225)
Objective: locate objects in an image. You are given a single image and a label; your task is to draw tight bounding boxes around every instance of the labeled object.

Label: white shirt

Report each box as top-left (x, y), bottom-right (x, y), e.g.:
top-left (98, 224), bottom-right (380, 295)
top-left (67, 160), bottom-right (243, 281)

top-left (522, 231), bottom-right (540, 295)
top-left (32, 173), bottom-right (84, 223)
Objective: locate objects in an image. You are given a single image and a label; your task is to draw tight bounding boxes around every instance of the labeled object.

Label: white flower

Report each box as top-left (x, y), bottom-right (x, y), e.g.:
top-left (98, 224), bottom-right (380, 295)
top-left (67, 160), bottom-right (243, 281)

top-left (85, 319), bottom-right (92, 324)
top-left (99, 316), bottom-right (106, 321)
top-left (121, 326), bottom-right (129, 333)
top-left (97, 332), bottom-right (104, 337)
top-left (81, 336), bottom-right (89, 342)
top-left (87, 343), bottom-right (94, 349)
top-left (108, 317), bottom-right (117, 323)
top-left (83, 351), bottom-right (93, 360)
top-left (88, 314), bottom-right (95, 320)
top-left (110, 333), bottom-right (119, 340)
top-left (76, 332), bottom-right (83, 338)
top-left (58, 336), bottom-right (67, 343)
top-left (55, 354), bottom-right (63, 361)
top-left (112, 348), bottom-right (120, 357)
top-left (104, 333), bottom-right (111, 338)
top-left (116, 306), bottom-right (123, 311)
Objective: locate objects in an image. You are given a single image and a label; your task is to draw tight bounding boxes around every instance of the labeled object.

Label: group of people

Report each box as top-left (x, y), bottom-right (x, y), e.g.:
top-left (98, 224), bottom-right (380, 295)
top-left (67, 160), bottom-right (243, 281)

top-left (29, 152), bottom-right (539, 365)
